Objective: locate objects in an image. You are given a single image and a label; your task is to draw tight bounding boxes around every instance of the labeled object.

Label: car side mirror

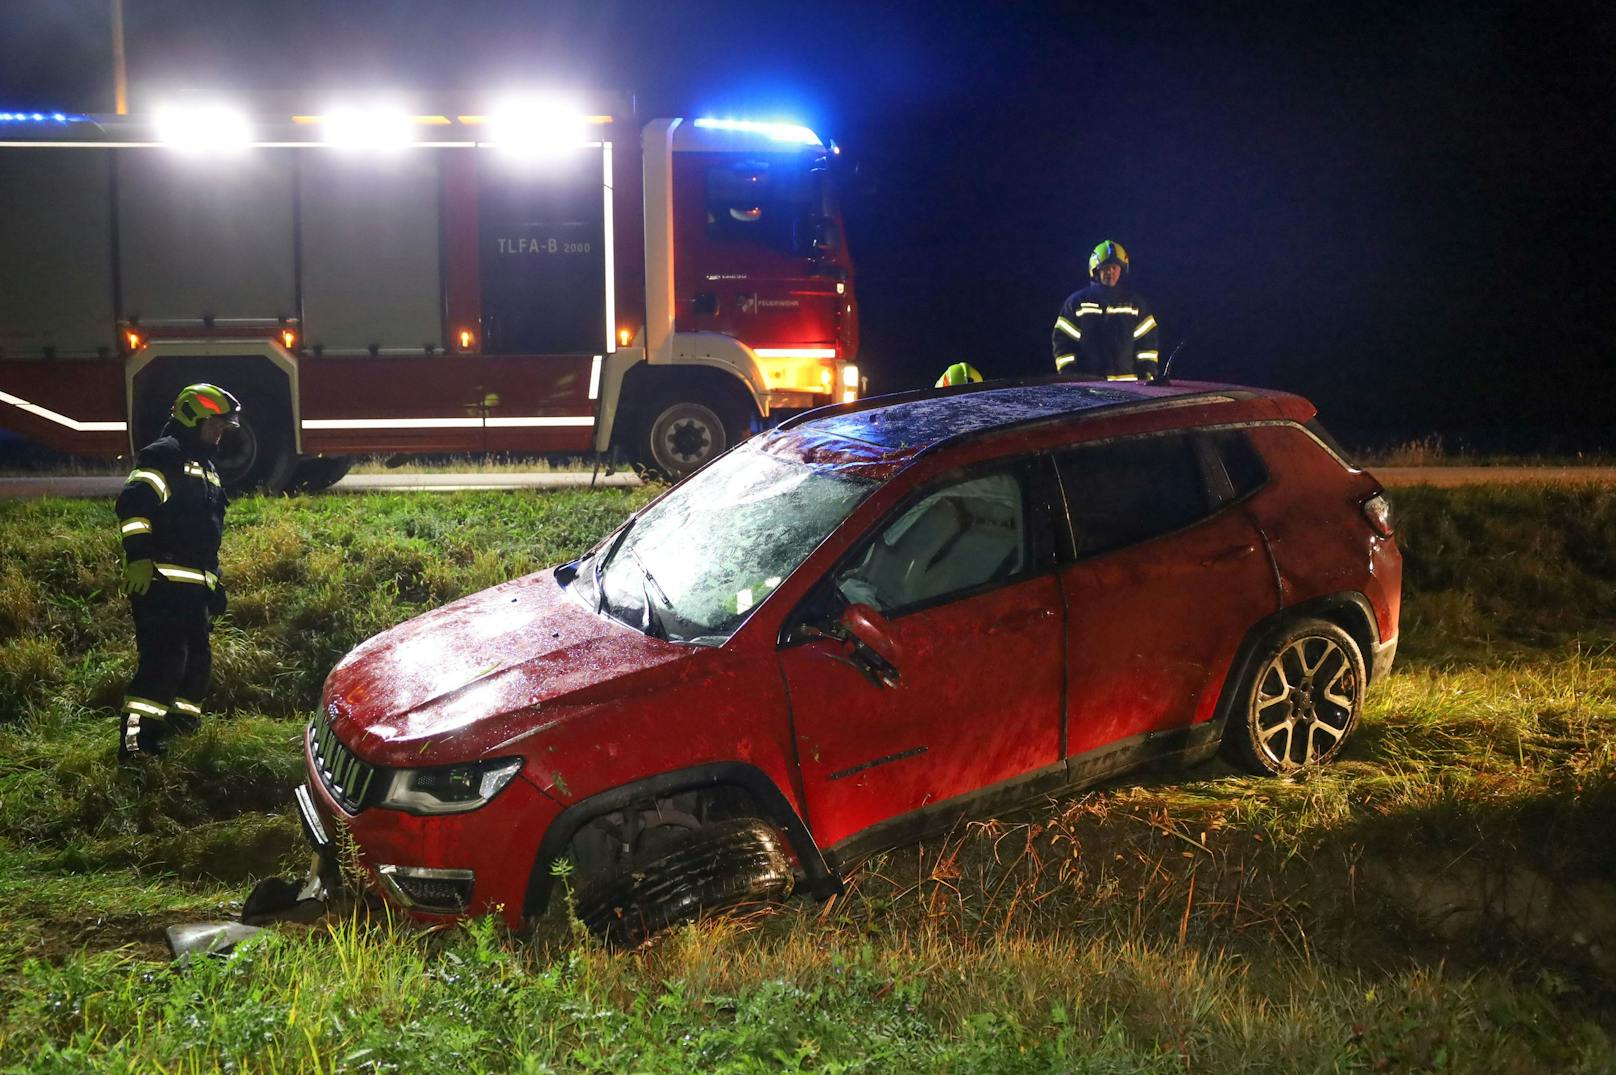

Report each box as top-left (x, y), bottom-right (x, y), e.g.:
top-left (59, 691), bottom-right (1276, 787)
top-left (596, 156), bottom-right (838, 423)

top-left (840, 603), bottom-right (901, 687)
top-left (841, 603), bottom-right (899, 664)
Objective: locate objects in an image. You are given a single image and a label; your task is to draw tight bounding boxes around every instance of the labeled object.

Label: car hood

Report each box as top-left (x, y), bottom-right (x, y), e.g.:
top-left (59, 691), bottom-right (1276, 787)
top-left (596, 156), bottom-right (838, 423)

top-left (323, 568), bottom-right (691, 766)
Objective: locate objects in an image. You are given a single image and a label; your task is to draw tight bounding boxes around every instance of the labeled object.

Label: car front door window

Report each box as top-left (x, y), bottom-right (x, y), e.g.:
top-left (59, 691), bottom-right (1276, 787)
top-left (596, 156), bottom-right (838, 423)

top-left (834, 471), bottom-right (1027, 615)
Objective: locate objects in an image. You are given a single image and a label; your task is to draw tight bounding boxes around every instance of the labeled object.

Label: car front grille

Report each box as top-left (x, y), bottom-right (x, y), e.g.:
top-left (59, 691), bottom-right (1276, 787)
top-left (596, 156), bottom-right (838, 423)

top-left (309, 704), bottom-right (381, 814)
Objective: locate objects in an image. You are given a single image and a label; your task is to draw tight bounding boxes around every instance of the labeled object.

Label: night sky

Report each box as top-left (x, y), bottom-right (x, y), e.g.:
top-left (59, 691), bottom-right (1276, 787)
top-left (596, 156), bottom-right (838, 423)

top-left (3, 0), bottom-right (1612, 451)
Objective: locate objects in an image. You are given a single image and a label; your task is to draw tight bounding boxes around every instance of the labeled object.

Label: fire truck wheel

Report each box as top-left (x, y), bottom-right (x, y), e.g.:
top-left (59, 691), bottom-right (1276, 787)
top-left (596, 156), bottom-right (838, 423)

top-left (215, 412), bottom-right (294, 493)
top-left (572, 817), bottom-right (794, 947)
top-left (642, 398), bottom-right (736, 478)
top-left (288, 456), bottom-right (353, 494)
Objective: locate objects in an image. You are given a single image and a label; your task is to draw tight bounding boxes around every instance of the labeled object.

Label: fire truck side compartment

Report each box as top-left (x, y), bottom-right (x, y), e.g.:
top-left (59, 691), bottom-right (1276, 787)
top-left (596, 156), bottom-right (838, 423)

top-left (299, 150), bottom-right (444, 355)
top-left (117, 151), bottom-right (297, 323)
top-left (0, 149), bottom-right (116, 358)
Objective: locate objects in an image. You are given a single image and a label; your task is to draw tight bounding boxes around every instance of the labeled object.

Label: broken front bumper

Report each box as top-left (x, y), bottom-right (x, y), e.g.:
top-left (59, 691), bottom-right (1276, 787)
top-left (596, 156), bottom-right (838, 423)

top-left (295, 766), bottom-right (561, 929)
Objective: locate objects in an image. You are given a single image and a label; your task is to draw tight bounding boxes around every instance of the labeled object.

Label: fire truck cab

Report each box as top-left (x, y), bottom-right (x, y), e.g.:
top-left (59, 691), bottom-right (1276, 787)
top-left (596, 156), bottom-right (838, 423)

top-left (0, 98), bottom-right (860, 487)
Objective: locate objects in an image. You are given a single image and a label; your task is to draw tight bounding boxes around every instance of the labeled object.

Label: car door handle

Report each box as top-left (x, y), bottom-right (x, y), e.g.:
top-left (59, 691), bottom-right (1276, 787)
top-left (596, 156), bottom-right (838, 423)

top-left (1201, 543), bottom-right (1258, 567)
top-left (986, 607), bottom-right (1055, 635)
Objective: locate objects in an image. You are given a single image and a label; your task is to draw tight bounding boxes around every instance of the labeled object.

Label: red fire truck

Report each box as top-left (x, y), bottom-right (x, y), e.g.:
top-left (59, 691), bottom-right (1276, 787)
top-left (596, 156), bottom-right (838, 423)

top-left (0, 96), bottom-right (860, 488)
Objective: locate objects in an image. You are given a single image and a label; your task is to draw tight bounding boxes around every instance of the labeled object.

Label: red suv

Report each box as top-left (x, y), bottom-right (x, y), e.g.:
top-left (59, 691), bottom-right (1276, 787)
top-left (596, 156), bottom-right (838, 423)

top-left (297, 379), bottom-right (1400, 940)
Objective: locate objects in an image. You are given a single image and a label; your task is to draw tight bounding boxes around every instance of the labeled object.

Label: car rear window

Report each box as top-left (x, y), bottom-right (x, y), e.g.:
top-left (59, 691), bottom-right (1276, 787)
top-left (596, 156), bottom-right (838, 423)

top-left (1207, 429), bottom-right (1268, 500)
top-left (1304, 418), bottom-right (1355, 468)
top-left (1056, 433), bottom-right (1218, 555)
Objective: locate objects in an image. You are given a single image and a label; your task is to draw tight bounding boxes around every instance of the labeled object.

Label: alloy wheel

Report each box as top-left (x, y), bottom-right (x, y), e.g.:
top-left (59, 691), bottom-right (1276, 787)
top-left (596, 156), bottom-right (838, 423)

top-left (1251, 634), bottom-right (1359, 768)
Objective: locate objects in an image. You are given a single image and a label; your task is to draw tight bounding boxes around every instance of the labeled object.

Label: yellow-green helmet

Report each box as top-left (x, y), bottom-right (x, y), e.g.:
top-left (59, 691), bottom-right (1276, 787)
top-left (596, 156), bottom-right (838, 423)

top-left (1088, 239), bottom-right (1130, 280)
top-left (935, 362), bottom-right (983, 388)
top-left (172, 383), bottom-right (242, 428)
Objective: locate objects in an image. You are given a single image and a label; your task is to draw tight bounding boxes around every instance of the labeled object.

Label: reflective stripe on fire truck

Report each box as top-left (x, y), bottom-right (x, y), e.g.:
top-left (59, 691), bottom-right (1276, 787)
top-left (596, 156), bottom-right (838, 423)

top-left (0, 389), bottom-right (128, 433)
top-left (753, 347), bottom-right (838, 359)
top-left (1055, 317), bottom-right (1081, 341)
top-left (120, 517), bottom-right (152, 536)
top-left (126, 468), bottom-right (170, 502)
top-left (300, 416), bottom-right (595, 430)
top-left (1132, 315), bottom-right (1158, 339)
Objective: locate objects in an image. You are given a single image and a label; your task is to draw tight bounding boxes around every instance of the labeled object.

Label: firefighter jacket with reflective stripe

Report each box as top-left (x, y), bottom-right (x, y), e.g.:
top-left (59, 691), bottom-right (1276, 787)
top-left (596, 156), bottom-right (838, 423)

top-left (1051, 283), bottom-right (1161, 379)
top-left (115, 422), bottom-right (227, 577)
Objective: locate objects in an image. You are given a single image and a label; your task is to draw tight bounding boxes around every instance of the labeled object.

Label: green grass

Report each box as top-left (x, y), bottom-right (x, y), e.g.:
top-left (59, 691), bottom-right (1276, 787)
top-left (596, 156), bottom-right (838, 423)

top-left (0, 483), bottom-right (1614, 1071)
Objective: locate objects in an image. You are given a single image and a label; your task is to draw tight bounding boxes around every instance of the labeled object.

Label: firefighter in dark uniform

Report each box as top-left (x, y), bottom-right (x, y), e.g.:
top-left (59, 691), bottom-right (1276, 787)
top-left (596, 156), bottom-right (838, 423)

top-left (115, 384), bottom-right (239, 760)
top-left (1051, 240), bottom-right (1161, 381)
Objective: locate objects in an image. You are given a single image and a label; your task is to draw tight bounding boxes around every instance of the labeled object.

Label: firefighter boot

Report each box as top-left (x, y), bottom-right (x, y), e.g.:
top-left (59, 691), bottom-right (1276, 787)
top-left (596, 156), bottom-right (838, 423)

top-left (118, 697), bottom-right (170, 762)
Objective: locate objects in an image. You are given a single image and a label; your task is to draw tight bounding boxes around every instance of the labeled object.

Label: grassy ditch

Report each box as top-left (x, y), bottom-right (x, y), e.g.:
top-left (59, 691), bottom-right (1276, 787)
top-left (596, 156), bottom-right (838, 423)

top-left (0, 483), bottom-right (1613, 1071)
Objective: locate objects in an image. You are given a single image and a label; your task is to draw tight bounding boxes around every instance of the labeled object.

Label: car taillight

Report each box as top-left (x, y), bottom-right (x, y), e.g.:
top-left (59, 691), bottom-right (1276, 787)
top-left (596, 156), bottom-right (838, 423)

top-left (1361, 493), bottom-right (1394, 537)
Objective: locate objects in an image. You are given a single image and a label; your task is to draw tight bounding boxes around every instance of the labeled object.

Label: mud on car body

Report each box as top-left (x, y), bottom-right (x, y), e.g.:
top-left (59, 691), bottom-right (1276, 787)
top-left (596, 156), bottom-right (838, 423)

top-left (298, 377), bottom-right (1401, 942)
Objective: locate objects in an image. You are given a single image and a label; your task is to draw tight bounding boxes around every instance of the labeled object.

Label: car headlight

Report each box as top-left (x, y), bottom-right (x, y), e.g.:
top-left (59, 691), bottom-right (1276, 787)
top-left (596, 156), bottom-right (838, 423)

top-left (377, 757), bottom-right (524, 815)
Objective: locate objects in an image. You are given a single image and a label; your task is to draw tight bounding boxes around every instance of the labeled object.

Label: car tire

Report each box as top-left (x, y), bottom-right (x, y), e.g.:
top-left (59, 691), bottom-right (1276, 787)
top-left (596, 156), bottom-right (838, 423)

top-left (572, 817), bottom-right (795, 946)
top-left (638, 396), bottom-right (739, 479)
top-left (1222, 617), bottom-right (1365, 775)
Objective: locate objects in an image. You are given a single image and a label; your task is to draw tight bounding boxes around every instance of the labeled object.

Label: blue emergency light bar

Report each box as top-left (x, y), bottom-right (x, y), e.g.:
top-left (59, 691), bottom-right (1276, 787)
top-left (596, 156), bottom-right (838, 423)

top-left (692, 117), bottom-right (822, 146)
top-left (0, 111), bottom-right (80, 123)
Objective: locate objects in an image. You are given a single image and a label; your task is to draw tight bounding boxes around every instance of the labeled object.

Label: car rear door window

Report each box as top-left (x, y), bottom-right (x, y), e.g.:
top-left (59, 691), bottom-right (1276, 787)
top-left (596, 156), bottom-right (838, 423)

top-left (835, 469), bottom-right (1028, 614)
top-left (1056, 433), bottom-right (1218, 556)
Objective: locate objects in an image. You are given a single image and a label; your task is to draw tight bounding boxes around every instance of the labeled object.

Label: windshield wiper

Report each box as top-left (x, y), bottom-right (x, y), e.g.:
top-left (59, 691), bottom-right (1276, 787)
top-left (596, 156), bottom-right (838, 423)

top-left (593, 516), bottom-right (637, 615)
top-left (628, 550), bottom-right (670, 640)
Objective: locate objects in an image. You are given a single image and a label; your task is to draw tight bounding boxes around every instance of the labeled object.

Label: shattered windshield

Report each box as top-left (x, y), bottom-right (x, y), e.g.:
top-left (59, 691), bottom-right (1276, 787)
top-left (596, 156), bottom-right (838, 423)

top-left (590, 443), bottom-right (876, 644)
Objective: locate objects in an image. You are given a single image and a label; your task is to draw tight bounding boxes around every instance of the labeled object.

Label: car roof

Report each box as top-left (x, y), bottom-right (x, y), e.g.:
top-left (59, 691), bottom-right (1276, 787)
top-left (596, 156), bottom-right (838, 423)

top-left (762, 377), bottom-right (1292, 477)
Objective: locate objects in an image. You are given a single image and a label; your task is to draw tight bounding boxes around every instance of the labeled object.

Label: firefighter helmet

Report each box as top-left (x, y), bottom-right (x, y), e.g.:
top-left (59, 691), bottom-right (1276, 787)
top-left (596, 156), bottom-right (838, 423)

top-left (171, 384), bottom-right (242, 429)
top-left (935, 362), bottom-right (983, 388)
top-left (1088, 239), bottom-right (1130, 280)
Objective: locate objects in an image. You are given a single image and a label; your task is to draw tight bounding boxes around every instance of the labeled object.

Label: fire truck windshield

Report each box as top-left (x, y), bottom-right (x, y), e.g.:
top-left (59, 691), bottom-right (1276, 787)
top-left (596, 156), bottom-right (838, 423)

top-left (704, 153), bottom-right (833, 258)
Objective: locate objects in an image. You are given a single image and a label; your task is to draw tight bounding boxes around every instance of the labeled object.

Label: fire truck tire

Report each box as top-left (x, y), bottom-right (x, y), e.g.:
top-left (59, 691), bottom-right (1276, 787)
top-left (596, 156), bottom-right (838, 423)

top-left (288, 456), bottom-right (353, 494)
top-left (215, 410), bottom-right (294, 494)
top-left (639, 396), bottom-right (743, 479)
top-left (572, 817), bottom-right (795, 947)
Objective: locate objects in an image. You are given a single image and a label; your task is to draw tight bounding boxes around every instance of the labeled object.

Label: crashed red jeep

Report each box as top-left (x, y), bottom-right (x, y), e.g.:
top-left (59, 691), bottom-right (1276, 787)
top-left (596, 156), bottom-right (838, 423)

top-left (296, 378), bottom-right (1401, 940)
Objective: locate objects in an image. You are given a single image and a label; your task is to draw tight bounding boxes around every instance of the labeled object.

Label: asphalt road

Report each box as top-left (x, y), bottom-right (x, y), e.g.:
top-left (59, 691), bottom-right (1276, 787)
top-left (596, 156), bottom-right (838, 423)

top-left (1, 467), bottom-right (1613, 499)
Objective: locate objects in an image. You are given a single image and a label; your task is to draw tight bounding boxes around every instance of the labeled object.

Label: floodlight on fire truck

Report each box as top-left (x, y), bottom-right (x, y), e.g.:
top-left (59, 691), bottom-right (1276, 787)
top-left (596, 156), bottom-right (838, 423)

top-left (154, 103), bottom-right (252, 151)
top-left (485, 98), bottom-right (588, 156)
top-left (319, 107), bottom-right (416, 149)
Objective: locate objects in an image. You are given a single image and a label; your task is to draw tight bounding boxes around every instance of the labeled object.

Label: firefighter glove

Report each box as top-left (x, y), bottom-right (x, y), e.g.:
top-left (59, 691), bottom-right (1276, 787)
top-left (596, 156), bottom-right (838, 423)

top-left (123, 558), bottom-right (155, 597)
top-left (208, 581), bottom-right (228, 618)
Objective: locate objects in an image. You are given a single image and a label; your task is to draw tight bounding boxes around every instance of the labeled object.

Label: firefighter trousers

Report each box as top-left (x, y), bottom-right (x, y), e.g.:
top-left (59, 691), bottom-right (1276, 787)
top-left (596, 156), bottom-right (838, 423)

top-left (121, 587), bottom-right (213, 756)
